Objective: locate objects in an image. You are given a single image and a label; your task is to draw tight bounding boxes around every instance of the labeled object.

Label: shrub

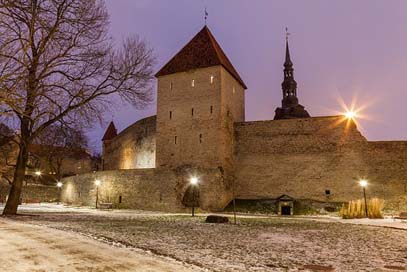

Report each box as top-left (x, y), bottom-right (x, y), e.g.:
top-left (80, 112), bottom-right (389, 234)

top-left (339, 198), bottom-right (384, 219)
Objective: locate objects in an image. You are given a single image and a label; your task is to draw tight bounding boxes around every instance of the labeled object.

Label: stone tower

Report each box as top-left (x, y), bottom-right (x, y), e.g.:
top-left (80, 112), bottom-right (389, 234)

top-left (101, 121), bottom-right (117, 170)
top-left (155, 26), bottom-right (247, 170)
top-left (274, 39), bottom-right (310, 120)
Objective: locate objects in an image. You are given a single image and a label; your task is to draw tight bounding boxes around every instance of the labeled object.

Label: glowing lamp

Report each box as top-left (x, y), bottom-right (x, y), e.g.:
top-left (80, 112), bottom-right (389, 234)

top-left (57, 182), bottom-right (63, 188)
top-left (190, 177), bottom-right (199, 185)
top-left (35, 170), bottom-right (42, 176)
top-left (359, 179), bottom-right (368, 187)
top-left (94, 179), bottom-right (101, 186)
top-left (344, 111), bottom-right (356, 119)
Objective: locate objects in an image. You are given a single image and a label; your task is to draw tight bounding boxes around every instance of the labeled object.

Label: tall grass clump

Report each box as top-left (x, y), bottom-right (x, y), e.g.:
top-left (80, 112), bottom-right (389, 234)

top-left (339, 198), bottom-right (384, 219)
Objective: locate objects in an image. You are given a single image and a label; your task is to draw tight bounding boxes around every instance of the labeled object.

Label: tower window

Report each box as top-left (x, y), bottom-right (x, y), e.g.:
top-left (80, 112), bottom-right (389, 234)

top-left (325, 190), bottom-right (331, 196)
top-left (170, 82), bottom-right (173, 90)
top-left (191, 79), bottom-right (195, 87)
top-left (199, 134), bottom-right (202, 143)
top-left (233, 87), bottom-right (236, 94)
top-left (174, 136), bottom-right (177, 144)
top-left (210, 75), bottom-right (214, 84)
top-left (191, 108), bottom-right (194, 116)
top-left (169, 111), bottom-right (172, 119)
top-left (119, 195), bottom-right (122, 203)
top-left (210, 106), bottom-right (213, 114)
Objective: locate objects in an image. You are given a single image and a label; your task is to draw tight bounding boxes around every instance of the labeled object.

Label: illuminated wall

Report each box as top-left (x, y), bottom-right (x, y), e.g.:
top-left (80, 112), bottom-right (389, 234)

top-left (103, 116), bottom-right (156, 170)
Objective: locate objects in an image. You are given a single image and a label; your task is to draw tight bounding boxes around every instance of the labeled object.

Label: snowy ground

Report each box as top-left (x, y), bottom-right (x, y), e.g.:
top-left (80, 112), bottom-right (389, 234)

top-left (0, 217), bottom-right (202, 272)
top-left (1, 204), bottom-right (407, 272)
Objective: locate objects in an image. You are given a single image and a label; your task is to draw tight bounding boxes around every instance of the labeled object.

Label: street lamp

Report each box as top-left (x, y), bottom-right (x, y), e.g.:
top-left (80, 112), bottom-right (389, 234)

top-left (57, 182), bottom-right (63, 205)
top-left (190, 177), bottom-right (199, 217)
top-left (35, 170), bottom-right (42, 176)
top-left (359, 179), bottom-right (369, 217)
top-left (94, 179), bottom-right (101, 209)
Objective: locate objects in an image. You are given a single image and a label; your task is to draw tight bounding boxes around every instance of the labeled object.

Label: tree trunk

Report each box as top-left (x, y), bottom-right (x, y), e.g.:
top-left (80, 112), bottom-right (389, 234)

top-left (2, 143), bottom-right (29, 215)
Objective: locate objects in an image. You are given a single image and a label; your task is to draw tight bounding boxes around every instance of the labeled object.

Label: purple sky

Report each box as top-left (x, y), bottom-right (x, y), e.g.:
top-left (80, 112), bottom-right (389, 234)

top-left (88, 0), bottom-right (407, 152)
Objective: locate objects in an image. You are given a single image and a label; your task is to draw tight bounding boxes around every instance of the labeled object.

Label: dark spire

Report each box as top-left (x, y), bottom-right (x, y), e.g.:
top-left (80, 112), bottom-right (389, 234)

top-left (284, 39), bottom-right (293, 67)
top-left (102, 121), bottom-right (117, 141)
top-left (274, 33), bottom-right (310, 120)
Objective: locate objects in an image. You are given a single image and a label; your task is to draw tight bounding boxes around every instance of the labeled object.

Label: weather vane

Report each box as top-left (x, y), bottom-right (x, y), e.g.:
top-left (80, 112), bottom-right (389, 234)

top-left (205, 7), bottom-right (208, 25)
top-left (285, 27), bottom-right (291, 42)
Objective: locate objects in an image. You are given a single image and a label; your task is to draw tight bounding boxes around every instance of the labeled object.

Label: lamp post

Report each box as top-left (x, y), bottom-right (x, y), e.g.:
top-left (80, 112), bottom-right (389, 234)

top-left (34, 170), bottom-right (42, 177)
top-left (57, 182), bottom-right (63, 205)
top-left (190, 177), bottom-right (199, 217)
top-left (359, 179), bottom-right (368, 218)
top-left (94, 179), bottom-right (101, 209)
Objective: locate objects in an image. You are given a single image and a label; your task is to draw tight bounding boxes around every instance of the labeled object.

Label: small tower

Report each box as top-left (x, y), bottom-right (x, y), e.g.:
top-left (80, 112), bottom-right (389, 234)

top-left (274, 38), bottom-right (310, 120)
top-left (101, 121), bottom-right (117, 170)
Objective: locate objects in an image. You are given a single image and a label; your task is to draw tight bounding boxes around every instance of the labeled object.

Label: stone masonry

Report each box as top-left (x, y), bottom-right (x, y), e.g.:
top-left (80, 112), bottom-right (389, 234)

top-left (61, 26), bottom-right (407, 213)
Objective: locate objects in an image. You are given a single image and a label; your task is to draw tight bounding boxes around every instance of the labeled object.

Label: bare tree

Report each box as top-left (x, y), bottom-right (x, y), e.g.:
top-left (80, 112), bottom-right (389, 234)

top-left (0, 0), bottom-right (155, 215)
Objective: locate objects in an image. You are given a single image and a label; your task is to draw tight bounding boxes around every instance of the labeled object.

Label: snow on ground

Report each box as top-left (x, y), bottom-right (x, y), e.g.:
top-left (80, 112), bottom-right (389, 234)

top-left (0, 217), bottom-right (203, 272)
top-left (2, 204), bottom-right (407, 272)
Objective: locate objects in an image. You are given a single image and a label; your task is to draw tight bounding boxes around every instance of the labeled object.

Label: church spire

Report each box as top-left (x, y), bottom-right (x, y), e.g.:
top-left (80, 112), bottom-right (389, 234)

top-left (274, 31), bottom-right (310, 120)
top-left (284, 39), bottom-right (293, 68)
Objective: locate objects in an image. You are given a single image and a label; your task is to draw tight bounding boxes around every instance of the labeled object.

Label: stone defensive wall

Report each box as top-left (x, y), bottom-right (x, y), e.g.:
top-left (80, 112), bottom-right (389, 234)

top-left (61, 167), bottom-right (231, 212)
top-left (234, 116), bottom-right (407, 211)
top-left (103, 116), bottom-right (156, 170)
top-left (0, 184), bottom-right (59, 204)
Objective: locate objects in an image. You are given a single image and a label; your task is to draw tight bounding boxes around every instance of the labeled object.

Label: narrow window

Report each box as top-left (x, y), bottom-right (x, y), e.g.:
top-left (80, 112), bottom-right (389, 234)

top-left (191, 79), bottom-right (195, 87)
top-left (227, 110), bottom-right (230, 117)
top-left (119, 195), bottom-right (122, 203)
top-left (232, 86), bottom-right (236, 94)
top-left (199, 134), bottom-right (202, 143)
top-left (210, 106), bottom-right (213, 114)
top-left (174, 136), bottom-right (177, 144)
top-left (170, 82), bottom-right (173, 90)
top-left (191, 108), bottom-right (194, 116)
top-left (169, 111), bottom-right (172, 119)
top-left (210, 75), bottom-right (214, 84)
top-left (325, 190), bottom-right (331, 196)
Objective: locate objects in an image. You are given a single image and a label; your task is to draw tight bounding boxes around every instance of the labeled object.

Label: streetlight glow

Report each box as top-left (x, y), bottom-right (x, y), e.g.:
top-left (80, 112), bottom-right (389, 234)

top-left (57, 182), bottom-right (63, 188)
top-left (190, 177), bottom-right (199, 185)
top-left (94, 179), bottom-right (101, 186)
top-left (359, 179), bottom-right (368, 187)
top-left (344, 110), bottom-right (356, 120)
top-left (35, 170), bottom-right (42, 176)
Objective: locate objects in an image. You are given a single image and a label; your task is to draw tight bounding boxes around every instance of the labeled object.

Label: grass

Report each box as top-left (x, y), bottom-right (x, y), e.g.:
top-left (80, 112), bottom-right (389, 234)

top-left (339, 198), bottom-right (384, 219)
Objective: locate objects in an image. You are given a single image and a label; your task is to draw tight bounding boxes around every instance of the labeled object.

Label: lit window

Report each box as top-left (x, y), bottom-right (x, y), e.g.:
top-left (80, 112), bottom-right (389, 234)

top-left (233, 87), bottom-right (236, 94)
top-left (191, 79), bottom-right (195, 87)
top-left (210, 75), bottom-right (214, 84)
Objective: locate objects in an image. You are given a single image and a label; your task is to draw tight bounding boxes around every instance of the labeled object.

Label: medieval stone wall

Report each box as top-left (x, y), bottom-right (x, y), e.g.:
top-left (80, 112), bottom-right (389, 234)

top-left (366, 141), bottom-right (407, 210)
top-left (103, 116), bottom-right (156, 170)
top-left (233, 116), bottom-right (407, 211)
top-left (0, 183), bottom-right (59, 203)
top-left (60, 167), bottom-right (230, 212)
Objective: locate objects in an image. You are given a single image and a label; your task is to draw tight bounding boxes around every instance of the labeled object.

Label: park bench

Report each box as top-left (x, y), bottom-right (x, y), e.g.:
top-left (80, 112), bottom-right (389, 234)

top-left (98, 203), bottom-right (113, 209)
top-left (395, 212), bottom-right (407, 220)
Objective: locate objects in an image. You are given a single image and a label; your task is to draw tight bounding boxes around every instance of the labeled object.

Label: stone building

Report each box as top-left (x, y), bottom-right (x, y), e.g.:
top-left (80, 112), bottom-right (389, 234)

top-left (61, 26), bottom-right (407, 213)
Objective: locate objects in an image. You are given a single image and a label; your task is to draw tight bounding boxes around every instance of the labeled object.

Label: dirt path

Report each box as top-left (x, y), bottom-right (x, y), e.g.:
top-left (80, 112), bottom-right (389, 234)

top-left (0, 218), bottom-right (202, 272)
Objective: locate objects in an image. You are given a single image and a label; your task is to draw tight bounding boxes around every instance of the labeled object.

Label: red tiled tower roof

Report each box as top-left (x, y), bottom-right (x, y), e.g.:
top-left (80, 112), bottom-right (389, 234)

top-left (102, 121), bottom-right (117, 141)
top-left (155, 26), bottom-right (247, 89)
